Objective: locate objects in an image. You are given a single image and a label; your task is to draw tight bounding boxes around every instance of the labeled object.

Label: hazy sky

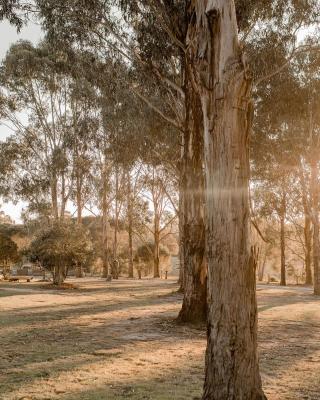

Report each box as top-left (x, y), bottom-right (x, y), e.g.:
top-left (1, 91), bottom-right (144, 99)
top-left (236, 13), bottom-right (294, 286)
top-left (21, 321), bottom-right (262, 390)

top-left (0, 20), bottom-right (42, 223)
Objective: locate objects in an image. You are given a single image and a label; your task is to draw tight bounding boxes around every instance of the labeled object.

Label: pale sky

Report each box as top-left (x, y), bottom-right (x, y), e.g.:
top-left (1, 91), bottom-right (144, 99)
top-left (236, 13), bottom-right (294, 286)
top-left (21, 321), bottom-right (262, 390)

top-left (0, 20), bottom-right (42, 223)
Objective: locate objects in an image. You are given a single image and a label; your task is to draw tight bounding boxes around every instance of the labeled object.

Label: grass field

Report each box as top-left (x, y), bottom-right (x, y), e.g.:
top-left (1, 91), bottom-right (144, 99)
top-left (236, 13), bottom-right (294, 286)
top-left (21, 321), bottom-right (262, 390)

top-left (0, 278), bottom-right (319, 400)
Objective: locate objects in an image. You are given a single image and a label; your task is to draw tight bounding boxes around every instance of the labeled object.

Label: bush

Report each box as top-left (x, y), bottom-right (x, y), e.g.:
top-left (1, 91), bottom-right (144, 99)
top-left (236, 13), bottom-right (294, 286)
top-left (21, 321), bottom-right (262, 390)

top-left (0, 233), bottom-right (19, 277)
top-left (134, 242), bottom-right (170, 263)
top-left (28, 221), bottom-right (93, 285)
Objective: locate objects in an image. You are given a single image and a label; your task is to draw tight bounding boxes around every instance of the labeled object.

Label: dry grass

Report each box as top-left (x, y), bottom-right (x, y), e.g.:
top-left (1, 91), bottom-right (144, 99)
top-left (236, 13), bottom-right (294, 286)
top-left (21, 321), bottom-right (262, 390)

top-left (0, 278), bottom-right (319, 400)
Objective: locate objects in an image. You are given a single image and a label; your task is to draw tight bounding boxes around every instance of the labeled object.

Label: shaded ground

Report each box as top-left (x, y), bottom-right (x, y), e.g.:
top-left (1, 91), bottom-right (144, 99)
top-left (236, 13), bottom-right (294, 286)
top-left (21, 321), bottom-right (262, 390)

top-left (0, 278), bottom-right (319, 400)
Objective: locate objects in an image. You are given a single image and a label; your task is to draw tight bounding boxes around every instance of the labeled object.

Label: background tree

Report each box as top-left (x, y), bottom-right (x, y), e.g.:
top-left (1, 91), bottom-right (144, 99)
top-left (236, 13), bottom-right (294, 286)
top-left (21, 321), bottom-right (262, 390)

top-left (0, 233), bottom-right (19, 278)
top-left (29, 221), bottom-right (93, 285)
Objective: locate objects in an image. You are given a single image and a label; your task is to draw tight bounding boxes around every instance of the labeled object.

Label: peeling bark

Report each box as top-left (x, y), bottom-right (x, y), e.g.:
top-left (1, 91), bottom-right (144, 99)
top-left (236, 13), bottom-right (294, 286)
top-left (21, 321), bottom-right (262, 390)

top-left (187, 1), bottom-right (266, 398)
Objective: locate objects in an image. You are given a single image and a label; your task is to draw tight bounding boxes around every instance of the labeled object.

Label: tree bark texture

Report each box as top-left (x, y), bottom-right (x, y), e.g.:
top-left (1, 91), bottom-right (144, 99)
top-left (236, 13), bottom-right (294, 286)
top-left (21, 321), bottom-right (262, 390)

top-left (187, 1), bottom-right (266, 398)
top-left (179, 57), bottom-right (207, 323)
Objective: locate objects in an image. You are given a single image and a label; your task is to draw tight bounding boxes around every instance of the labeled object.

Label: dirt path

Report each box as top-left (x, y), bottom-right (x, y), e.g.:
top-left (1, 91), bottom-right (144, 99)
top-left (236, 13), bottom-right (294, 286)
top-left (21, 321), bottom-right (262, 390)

top-left (0, 279), bottom-right (319, 399)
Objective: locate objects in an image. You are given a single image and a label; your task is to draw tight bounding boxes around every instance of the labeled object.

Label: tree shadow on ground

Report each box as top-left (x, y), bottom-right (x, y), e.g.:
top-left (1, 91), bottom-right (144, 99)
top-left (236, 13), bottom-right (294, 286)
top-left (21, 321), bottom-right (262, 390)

top-left (1, 281), bottom-right (319, 400)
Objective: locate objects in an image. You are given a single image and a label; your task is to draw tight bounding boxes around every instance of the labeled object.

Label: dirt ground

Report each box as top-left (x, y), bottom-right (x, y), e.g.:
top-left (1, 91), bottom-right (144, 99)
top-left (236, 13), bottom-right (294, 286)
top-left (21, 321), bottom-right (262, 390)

top-left (0, 278), bottom-right (319, 400)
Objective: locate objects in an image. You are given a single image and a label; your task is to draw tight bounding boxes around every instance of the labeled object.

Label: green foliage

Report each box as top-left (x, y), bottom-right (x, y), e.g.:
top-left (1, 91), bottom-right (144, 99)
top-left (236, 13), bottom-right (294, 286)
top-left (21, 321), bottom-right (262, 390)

top-left (0, 0), bottom-right (25, 30)
top-left (0, 223), bottom-right (27, 238)
top-left (135, 242), bottom-right (169, 263)
top-left (28, 222), bottom-right (93, 271)
top-left (0, 233), bottom-right (19, 265)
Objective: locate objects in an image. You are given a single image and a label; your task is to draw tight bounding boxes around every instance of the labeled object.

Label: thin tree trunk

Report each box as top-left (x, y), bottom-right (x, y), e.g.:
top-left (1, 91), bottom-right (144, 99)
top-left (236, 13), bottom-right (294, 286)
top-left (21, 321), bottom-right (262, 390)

top-left (188, 1), bottom-right (266, 398)
top-left (309, 97), bottom-right (320, 295)
top-left (311, 158), bottom-right (320, 295)
top-left (179, 58), bottom-right (206, 323)
top-left (60, 171), bottom-right (66, 220)
top-left (102, 167), bottom-right (109, 278)
top-left (178, 172), bottom-right (185, 291)
top-left (113, 168), bottom-right (119, 258)
top-left (299, 167), bottom-right (313, 285)
top-left (304, 213), bottom-right (313, 285)
top-left (258, 251), bottom-right (267, 282)
top-left (280, 192), bottom-right (286, 286)
top-left (53, 264), bottom-right (65, 286)
top-left (51, 177), bottom-right (59, 221)
top-left (127, 171), bottom-right (134, 278)
top-left (153, 221), bottom-right (160, 278)
top-left (76, 172), bottom-right (83, 225)
top-left (75, 170), bottom-right (84, 278)
top-left (113, 167), bottom-right (119, 279)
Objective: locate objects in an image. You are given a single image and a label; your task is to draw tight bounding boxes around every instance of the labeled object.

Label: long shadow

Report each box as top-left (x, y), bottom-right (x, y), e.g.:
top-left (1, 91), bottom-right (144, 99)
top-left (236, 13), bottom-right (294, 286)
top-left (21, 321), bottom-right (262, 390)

top-left (1, 338), bottom-right (204, 400)
top-left (0, 281), bottom-right (180, 304)
top-left (0, 307), bottom-right (198, 398)
top-left (2, 283), bottom-right (319, 400)
top-left (59, 364), bottom-right (204, 400)
top-left (0, 291), bottom-right (181, 331)
top-left (258, 291), bottom-right (317, 314)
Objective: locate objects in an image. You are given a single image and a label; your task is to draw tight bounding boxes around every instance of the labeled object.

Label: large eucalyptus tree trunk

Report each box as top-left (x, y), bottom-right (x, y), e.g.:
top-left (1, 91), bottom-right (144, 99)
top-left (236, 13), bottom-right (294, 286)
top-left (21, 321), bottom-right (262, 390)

top-left (188, 1), bottom-right (266, 398)
top-left (179, 60), bottom-right (206, 323)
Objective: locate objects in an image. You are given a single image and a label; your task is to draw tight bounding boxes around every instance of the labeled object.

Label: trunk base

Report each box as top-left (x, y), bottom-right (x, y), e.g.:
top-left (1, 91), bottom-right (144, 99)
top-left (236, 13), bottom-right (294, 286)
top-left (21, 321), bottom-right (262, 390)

top-left (75, 265), bottom-right (84, 278)
top-left (178, 303), bottom-right (206, 324)
top-left (178, 284), bottom-right (206, 323)
top-left (202, 392), bottom-right (268, 400)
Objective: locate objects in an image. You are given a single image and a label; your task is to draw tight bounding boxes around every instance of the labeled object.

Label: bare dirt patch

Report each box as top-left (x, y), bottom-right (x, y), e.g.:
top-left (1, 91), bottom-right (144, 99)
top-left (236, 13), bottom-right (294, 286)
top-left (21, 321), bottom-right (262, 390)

top-left (0, 279), bottom-right (319, 399)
